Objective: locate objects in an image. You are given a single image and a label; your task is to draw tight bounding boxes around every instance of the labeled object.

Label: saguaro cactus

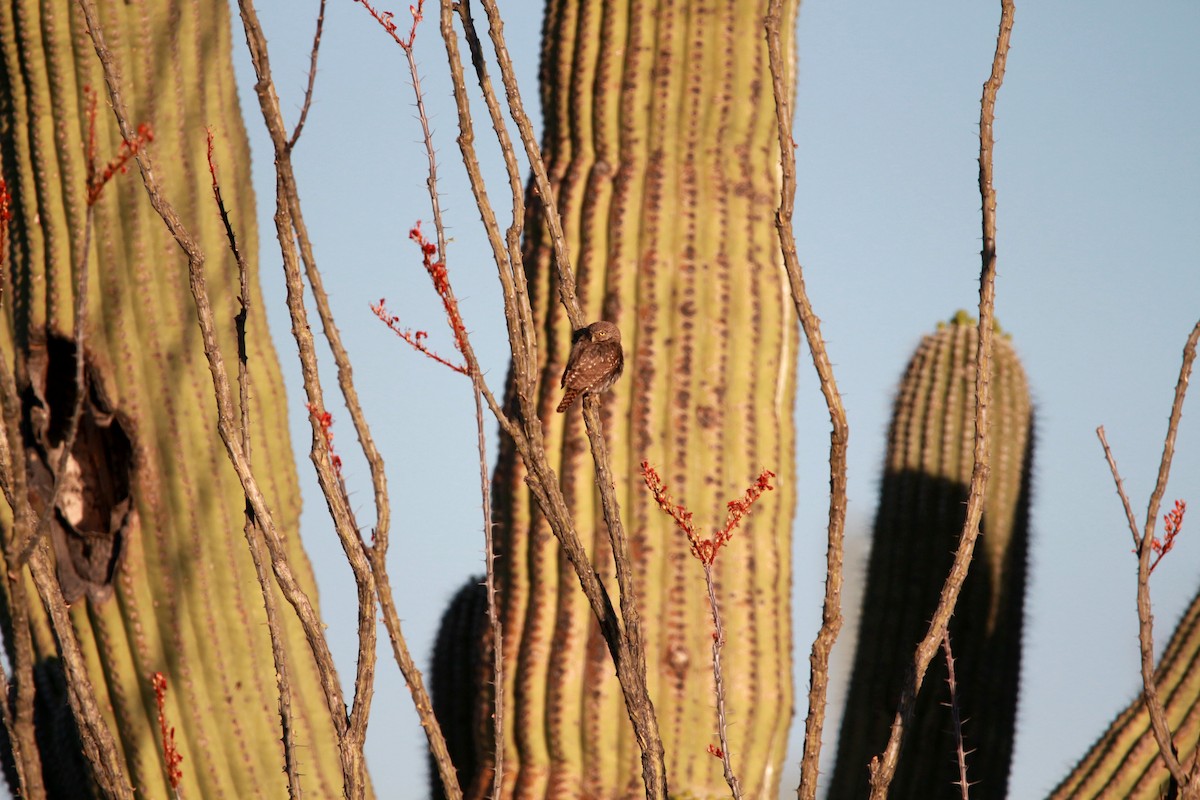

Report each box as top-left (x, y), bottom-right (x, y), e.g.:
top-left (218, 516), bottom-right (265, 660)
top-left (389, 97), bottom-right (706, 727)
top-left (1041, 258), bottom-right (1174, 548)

top-left (439, 0), bottom-right (802, 797)
top-left (830, 312), bottom-right (1034, 799)
top-left (1051, 580), bottom-right (1200, 799)
top-left (0, 1), bottom-right (341, 796)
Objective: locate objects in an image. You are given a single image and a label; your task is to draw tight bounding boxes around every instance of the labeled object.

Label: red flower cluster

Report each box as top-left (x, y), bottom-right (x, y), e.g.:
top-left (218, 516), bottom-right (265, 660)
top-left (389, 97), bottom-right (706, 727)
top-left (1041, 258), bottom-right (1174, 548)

top-left (151, 672), bottom-right (184, 789)
top-left (354, 0), bottom-right (424, 51)
top-left (84, 85), bottom-right (154, 207)
top-left (0, 177), bottom-right (10, 276)
top-left (1150, 499), bottom-right (1186, 574)
top-left (640, 461), bottom-right (776, 565)
top-left (306, 403), bottom-right (343, 475)
top-left (371, 221), bottom-right (471, 376)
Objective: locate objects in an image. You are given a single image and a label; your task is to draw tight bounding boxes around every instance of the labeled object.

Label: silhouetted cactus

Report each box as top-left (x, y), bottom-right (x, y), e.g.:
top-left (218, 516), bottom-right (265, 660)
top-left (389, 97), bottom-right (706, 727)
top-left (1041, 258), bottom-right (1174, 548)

top-left (830, 311), bottom-right (1034, 799)
top-left (431, 577), bottom-right (490, 800)
top-left (0, 1), bottom-right (343, 796)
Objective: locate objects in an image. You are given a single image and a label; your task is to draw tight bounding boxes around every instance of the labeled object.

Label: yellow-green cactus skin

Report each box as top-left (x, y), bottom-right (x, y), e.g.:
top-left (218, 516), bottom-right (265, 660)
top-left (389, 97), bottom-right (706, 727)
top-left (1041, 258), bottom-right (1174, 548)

top-left (0, 1), bottom-right (343, 796)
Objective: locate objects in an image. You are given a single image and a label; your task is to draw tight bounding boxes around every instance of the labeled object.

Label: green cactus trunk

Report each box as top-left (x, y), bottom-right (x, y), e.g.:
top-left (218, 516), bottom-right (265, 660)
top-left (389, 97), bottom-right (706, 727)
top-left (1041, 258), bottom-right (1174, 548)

top-left (1050, 585), bottom-right (1200, 799)
top-left (439, 0), bottom-right (802, 797)
top-left (0, 1), bottom-right (343, 797)
top-left (830, 312), bottom-right (1033, 799)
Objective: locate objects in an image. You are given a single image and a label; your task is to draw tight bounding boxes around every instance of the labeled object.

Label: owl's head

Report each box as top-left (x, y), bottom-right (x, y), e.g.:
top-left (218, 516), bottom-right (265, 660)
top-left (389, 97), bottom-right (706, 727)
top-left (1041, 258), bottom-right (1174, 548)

top-left (588, 320), bottom-right (621, 343)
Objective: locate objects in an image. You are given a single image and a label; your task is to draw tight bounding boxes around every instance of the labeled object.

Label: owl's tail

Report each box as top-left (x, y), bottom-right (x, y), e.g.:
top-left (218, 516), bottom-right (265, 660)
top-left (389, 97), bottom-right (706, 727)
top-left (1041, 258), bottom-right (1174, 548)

top-left (556, 388), bottom-right (580, 413)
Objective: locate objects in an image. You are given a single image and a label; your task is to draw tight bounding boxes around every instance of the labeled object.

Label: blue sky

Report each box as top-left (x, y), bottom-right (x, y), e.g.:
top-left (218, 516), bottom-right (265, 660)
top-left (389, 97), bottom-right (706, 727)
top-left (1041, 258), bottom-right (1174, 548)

top-left (232, 2), bottom-right (1200, 797)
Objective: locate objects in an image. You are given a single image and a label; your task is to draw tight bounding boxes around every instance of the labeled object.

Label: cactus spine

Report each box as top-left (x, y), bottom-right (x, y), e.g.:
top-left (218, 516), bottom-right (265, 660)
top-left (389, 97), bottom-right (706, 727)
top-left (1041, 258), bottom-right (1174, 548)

top-left (0, 1), bottom-right (342, 796)
top-left (438, 0), bottom-right (802, 796)
top-left (830, 312), bottom-right (1034, 799)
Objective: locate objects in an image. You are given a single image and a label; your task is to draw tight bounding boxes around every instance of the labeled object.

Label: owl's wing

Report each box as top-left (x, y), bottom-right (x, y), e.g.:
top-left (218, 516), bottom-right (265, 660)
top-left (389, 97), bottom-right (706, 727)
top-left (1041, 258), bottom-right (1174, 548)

top-left (561, 338), bottom-right (583, 387)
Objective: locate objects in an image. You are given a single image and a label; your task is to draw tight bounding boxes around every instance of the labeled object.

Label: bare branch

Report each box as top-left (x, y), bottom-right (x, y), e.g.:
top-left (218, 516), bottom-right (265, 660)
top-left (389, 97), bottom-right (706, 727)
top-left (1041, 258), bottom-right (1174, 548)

top-left (1096, 426), bottom-right (1144, 550)
top-left (866, 2), bottom-right (1014, 795)
top-left (1142, 319), bottom-right (1200, 565)
top-left (288, 0), bottom-right (328, 150)
top-left (705, 559), bottom-right (742, 800)
top-left (473, 382), bottom-right (503, 798)
top-left (764, 2), bottom-right (850, 797)
top-left (473, 0), bottom-right (583, 331)
top-left (0, 350), bottom-right (48, 796)
top-left (441, 0), bottom-right (538, 414)
top-left (1094, 319), bottom-right (1200, 793)
top-left (207, 130), bottom-right (303, 797)
top-left (438, 2), bottom-right (669, 794)
top-left (942, 630), bottom-right (972, 800)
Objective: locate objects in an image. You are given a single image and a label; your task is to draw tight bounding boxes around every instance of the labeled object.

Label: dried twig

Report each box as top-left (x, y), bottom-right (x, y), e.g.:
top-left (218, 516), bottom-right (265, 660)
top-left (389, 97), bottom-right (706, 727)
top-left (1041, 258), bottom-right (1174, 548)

top-left (0, 205), bottom-right (44, 791)
top-left (234, 6), bottom-right (384, 796)
top-left (866, 2), bottom-right (1013, 795)
top-left (443, 0), bottom-right (536, 386)
top-left (0, 348), bottom-right (48, 798)
top-left (641, 463), bottom-right (775, 799)
top-left (705, 560), bottom-right (741, 800)
top-left (472, 382), bottom-right (503, 798)
top-left (942, 631), bottom-right (972, 800)
top-left (1094, 318), bottom-right (1200, 795)
top-left (473, 0), bottom-right (582, 330)
top-left (763, 3), bottom-right (850, 797)
top-left (288, 0), bottom-right (327, 150)
top-left (207, 130), bottom-right (303, 797)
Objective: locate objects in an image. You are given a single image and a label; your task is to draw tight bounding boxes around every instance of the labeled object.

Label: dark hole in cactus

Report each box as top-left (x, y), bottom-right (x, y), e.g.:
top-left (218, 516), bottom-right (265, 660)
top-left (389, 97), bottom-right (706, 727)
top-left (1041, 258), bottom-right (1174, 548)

top-left (19, 331), bottom-right (134, 605)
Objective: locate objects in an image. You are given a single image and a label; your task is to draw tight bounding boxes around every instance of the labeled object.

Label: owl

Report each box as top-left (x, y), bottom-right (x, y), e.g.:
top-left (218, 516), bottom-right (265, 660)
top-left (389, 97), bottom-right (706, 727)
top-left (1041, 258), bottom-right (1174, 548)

top-left (556, 321), bottom-right (624, 413)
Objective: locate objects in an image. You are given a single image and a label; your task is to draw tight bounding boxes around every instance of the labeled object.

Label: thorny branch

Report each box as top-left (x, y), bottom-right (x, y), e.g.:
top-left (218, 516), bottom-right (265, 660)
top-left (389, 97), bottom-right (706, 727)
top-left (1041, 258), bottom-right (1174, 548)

top-left (288, 0), bottom-right (327, 150)
top-left (866, 2), bottom-right (1013, 796)
top-left (942, 631), bottom-right (972, 800)
top-left (1095, 318), bottom-right (1200, 796)
top-left (0, 198), bottom-right (46, 793)
top-left (764, 2), bottom-right (850, 797)
top-left (207, 129), bottom-right (303, 798)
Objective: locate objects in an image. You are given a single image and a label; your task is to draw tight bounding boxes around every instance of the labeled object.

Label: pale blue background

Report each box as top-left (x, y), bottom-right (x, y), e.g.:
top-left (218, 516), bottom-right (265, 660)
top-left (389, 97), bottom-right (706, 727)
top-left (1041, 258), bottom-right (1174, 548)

top-left (226, 2), bottom-right (1200, 797)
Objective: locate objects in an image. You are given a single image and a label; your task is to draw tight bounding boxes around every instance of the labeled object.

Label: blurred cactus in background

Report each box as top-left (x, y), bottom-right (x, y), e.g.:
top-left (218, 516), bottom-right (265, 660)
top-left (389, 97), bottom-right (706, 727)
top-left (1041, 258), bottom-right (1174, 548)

top-left (830, 311), bottom-right (1034, 799)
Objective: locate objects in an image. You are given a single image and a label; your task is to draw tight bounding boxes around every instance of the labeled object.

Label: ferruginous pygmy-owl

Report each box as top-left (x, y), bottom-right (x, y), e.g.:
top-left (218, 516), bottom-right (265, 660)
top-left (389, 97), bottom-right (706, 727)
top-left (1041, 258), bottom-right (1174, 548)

top-left (556, 321), bottom-right (624, 413)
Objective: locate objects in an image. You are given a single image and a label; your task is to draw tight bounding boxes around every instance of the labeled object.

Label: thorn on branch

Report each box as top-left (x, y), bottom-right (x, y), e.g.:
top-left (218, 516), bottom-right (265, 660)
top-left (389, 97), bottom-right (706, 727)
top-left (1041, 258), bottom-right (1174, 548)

top-left (204, 128), bottom-right (248, 283)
